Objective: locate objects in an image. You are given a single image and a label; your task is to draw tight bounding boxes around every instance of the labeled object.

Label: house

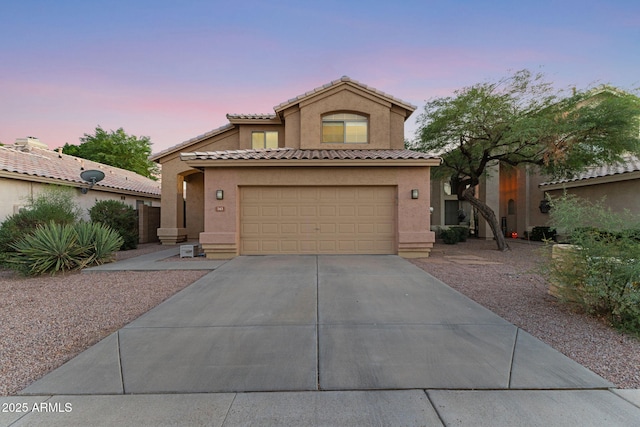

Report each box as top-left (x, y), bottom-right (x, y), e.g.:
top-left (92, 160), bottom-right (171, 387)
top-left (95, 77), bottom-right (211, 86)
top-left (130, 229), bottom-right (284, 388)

top-left (430, 163), bottom-right (551, 239)
top-left (150, 76), bottom-right (440, 259)
top-left (0, 137), bottom-right (162, 243)
top-left (539, 155), bottom-right (640, 214)
top-left (429, 86), bottom-right (640, 239)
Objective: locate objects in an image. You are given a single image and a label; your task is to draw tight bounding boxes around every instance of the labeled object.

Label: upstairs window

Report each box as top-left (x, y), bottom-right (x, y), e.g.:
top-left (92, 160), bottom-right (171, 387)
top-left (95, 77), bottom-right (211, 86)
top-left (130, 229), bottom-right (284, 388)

top-left (322, 113), bottom-right (368, 144)
top-left (252, 131), bottom-right (278, 149)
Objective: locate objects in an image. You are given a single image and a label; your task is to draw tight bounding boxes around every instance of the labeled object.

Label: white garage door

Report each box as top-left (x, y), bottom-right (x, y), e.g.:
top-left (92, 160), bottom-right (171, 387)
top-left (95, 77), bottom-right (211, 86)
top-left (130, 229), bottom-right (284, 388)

top-left (240, 186), bottom-right (396, 254)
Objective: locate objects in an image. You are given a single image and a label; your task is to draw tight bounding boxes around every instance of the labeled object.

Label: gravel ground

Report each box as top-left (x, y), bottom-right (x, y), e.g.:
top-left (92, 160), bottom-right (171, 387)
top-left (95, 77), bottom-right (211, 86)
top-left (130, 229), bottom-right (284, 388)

top-left (410, 238), bottom-right (640, 389)
top-left (2, 240), bottom-right (639, 396)
top-left (0, 243), bottom-right (208, 396)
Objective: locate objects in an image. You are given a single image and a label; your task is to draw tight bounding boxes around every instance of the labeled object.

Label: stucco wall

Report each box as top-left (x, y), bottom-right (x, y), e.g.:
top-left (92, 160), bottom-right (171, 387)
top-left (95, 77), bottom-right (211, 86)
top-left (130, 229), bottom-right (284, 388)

top-left (546, 179), bottom-right (640, 215)
top-left (0, 178), bottom-right (159, 223)
top-left (298, 86), bottom-right (393, 150)
top-left (157, 129), bottom-right (240, 232)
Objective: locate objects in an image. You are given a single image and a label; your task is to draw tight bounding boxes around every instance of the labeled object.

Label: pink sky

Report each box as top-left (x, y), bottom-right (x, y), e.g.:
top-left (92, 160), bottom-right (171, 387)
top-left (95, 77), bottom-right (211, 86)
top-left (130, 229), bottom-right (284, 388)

top-left (1, 0), bottom-right (638, 154)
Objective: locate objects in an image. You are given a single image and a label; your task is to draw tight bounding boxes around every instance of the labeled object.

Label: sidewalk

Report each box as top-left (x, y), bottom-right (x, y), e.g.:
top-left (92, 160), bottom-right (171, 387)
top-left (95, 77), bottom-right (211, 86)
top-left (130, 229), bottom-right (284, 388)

top-left (3, 252), bottom-right (639, 426)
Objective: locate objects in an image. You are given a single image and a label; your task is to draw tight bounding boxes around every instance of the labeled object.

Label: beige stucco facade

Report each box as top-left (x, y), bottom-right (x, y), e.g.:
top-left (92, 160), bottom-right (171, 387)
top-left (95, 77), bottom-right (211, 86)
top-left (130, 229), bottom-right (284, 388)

top-left (152, 77), bottom-right (440, 258)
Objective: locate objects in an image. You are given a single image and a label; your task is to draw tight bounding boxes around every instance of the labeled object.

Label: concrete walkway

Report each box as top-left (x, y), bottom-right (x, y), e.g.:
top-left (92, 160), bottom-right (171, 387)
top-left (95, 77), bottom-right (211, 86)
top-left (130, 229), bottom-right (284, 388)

top-left (3, 252), bottom-right (640, 426)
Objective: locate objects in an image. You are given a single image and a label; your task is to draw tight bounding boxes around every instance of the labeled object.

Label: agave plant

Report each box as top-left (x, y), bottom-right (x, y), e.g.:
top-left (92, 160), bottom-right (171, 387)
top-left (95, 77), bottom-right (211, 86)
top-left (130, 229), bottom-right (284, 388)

top-left (9, 222), bottom-right (91, 275)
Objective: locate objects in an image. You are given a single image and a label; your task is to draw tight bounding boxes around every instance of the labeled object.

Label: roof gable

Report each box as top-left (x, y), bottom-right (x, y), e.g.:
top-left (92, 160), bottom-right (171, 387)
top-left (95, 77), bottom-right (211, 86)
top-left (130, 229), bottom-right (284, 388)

top-left (273, 76), bottom-right (416, 115)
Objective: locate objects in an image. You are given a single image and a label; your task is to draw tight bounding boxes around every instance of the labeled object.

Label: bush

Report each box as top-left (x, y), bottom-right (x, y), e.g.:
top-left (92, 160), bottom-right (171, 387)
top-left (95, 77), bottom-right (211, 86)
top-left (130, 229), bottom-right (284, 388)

top-left (89, 200), bottom-right (138, 250)
top-left (7, 222), bottom-right (123, 276)
top-left (450, 226), bottom-right (469, 242)
top-left (439, 228), bottom-right (460, 244)
top-left (74, 221), bottom-right (124, 265)
top-left (529, 226), bottom-right (556, 242)
top-left (0, 186), bottom-right (81, 257)
top-left (546, 194), bottom-right (640, 335)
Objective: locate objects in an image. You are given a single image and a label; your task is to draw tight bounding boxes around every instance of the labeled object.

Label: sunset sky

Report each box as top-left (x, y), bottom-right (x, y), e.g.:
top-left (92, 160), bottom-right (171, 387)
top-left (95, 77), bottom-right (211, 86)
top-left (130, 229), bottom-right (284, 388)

top-left (1, 0), bottom-right (638, 154)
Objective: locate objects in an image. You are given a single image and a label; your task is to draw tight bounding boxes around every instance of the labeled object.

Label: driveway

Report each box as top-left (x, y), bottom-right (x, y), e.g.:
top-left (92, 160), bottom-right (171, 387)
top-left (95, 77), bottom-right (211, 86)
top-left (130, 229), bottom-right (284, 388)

top-left (12, 255), bottom-right (640, 426)
top-left (22, 255), bottom-right (610, 394)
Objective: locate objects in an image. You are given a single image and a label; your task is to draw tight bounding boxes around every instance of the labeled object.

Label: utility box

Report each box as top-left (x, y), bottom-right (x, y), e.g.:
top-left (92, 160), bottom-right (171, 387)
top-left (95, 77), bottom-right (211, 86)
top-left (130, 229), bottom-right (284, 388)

top-left (180, 244), bottom-right (200, 258)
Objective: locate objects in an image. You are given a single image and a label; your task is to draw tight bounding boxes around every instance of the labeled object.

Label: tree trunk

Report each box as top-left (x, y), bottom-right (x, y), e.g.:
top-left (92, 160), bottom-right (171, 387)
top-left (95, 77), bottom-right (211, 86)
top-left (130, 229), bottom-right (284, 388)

top-left (461, 186), bottom-right (510, 251)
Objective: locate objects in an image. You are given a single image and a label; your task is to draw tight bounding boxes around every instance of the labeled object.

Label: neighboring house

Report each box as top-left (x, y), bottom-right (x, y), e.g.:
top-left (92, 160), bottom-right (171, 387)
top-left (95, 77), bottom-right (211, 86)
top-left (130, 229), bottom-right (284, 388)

top-left (151, 76), bottom-right (440, 259)
top-left (0, 137), bottom-right (162, 243)
top-left (430, 162), bottom-right (551, 238)
top-left (430, 87), bottom-right (640, 239)
top-left (431, 157), bottom-right (640, 240)
top-left (539, 155), bottom-right (640, 214)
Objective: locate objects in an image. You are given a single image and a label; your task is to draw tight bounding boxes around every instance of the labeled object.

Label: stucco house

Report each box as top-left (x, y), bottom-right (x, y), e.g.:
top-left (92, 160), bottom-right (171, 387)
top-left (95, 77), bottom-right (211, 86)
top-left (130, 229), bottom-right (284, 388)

top-left (539, 155), bottom-right (640, 214)
top-left (431, 157), bottom-right (640, 240)
top-left (151, 76), bottom-right (440, 259)
top-left (0, 137), bottom-right (162, 242)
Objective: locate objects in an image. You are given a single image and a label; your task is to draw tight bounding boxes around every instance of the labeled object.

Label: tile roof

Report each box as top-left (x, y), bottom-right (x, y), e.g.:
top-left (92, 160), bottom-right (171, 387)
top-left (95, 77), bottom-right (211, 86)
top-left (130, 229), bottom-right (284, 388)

top-left (540, 155), bottom-right (640, 187)
top-left (274, 76), bottom-right (417, 113)
top-left (0, 144), bottom-right (161, 197)
top-left (149, 123), bottom-right (235, 161)
top-left (181, 148), bottom-right (439, 161)
top-left (226, 113), bottom-right (277, 120)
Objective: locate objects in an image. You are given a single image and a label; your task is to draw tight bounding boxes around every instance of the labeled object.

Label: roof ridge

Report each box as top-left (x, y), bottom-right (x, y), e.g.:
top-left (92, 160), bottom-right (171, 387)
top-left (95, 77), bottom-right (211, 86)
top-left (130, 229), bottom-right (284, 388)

top-left (273, 76), bottom-right (417, 112)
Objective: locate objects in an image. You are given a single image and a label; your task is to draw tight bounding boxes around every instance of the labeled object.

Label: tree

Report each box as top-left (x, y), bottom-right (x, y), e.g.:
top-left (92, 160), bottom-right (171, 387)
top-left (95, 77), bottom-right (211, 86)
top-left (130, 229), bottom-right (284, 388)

top-left (62, 126), bottom-right (159, 179)
top-left (411, 70), bottom-right (640, 251)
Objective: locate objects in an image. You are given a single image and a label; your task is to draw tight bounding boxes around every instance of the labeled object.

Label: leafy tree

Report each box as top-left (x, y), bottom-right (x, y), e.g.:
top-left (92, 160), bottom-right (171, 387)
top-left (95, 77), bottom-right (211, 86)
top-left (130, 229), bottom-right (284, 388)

top-left (411, 70), bottom-right (640, 251)
top-left (62, 126), bottom-right (159, 179)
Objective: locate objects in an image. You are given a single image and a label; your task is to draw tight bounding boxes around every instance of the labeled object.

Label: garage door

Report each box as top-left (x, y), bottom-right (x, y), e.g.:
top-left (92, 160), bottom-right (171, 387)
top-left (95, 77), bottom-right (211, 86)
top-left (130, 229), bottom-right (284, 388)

top-left (240, 186), bottom-right (396, 254)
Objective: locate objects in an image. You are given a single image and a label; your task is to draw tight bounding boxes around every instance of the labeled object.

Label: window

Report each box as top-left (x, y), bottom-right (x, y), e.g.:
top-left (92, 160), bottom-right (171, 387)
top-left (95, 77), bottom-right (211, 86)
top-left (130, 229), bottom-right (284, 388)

top-left (252, 131), bottom-right (278, 149)
top-left (322, 113), bottom-right (368, 144)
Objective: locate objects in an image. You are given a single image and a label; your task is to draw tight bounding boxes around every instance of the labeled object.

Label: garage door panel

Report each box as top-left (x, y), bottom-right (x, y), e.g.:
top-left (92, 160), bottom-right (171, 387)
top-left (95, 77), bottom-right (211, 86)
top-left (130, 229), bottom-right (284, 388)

top-left (319, 206), bottom-right (337, 216)
top-left (338, 223), bottom-right (356, 234)
top-left (357, 206), bottom-right (375, 216)
top-left (299, 206), bottom-right (317, 217)
top-left (281, 223), bottom-right (298, 234)
top-left (240, 186), bottom-right (395, 255)
top-left (261, 223), bottom-right (279, 234)
top-left (280, 206), bottom-right (298, 216)
top-left (300, 240), bottom-right (318, 252)
top-left (280, 240), bottom-right (298, 252)
top-left (318, 240), bottom-right (337, 251)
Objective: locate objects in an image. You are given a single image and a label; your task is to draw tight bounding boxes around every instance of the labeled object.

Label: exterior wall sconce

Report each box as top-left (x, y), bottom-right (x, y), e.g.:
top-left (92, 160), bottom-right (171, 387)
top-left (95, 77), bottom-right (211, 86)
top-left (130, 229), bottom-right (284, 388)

top-left (411, 189), bottom-right (419, 199)
top-left (539, 199), bottom-right (550, 213)
top-left (216, 190), bottom-right (224, 200)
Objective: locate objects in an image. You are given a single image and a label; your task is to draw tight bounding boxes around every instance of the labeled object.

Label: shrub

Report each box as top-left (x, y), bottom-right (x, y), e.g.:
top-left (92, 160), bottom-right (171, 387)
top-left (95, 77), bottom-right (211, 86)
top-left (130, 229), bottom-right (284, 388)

top-left (9, 222), bottom-right (90, 275)
top-left (529, 226), bottom-right (556, 242)
top-left (439, 228), bottom-right (460, 244)
top-left (74, 221), bottom-right (124, 265)
top-left (0, 186), bottom-right (81, 258)
top-left (450, 226), bottom-right (469, 242)
top-left (546, 194), bottom-right (640, 335)
top-left (7, 222), bottom-right (123, 276)
top-left (89, 200), bottom-right (138, 250)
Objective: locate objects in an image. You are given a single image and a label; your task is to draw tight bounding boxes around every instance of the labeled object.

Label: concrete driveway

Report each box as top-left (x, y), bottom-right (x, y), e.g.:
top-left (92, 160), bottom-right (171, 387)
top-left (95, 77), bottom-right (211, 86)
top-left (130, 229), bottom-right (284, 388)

top-left (11, 254), bottom-right (640, 426)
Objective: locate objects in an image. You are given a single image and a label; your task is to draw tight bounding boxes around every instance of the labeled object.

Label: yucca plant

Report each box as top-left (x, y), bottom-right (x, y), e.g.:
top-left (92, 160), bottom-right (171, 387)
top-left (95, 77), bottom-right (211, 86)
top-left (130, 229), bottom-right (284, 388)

top-left (88, 222), bottom-right (124, 264)
top-left (9, 222), bottom-right (91, 276)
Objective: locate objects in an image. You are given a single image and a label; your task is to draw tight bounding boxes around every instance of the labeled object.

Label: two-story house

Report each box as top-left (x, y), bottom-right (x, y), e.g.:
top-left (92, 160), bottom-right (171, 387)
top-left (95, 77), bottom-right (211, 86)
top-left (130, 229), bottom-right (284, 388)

top-left (150, 77), bottom-right (440, 259)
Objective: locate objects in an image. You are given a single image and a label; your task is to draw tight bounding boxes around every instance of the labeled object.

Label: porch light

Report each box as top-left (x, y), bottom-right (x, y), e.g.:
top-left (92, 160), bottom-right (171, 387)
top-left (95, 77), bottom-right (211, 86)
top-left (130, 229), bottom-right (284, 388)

top-left (216, 189), bottom-right (224, 200)
top-left (539, 199), bottom-right (550, 213)
top-left (411, 189), bottom-right (419, 199)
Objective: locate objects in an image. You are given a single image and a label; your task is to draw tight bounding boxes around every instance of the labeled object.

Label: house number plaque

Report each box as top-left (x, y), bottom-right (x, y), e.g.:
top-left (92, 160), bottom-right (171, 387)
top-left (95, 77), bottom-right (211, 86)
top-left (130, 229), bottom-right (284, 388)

top-left (215, 206), bottom-right (224, 212)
